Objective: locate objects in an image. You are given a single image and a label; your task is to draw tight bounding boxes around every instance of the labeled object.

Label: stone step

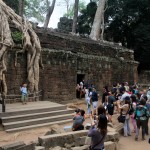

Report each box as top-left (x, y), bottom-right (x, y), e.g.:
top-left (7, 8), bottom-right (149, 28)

top-left (3, 113), bottom-right (74, 130)
top-left (0, 105), bottom-right (67, 117)
top-left (5, 119), bottom-right (72, 133)
top-left (2, 109), bottom-right (74, 123)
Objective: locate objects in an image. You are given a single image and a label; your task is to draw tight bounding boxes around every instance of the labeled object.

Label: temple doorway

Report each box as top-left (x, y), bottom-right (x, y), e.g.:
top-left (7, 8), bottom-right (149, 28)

top-left (76, 74), bottom-right (85, 98)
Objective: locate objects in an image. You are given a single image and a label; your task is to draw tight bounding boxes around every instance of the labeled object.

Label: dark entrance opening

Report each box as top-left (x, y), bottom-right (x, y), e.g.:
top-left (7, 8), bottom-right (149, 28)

top-left (77, 74), bottom-right (85, 84)
top-left (76, 74), bottom-right (85, 98)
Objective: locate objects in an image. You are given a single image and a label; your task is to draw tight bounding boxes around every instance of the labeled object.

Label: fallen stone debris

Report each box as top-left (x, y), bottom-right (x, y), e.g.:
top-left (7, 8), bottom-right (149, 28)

top-left (0, 123), bottom-right (123, 150)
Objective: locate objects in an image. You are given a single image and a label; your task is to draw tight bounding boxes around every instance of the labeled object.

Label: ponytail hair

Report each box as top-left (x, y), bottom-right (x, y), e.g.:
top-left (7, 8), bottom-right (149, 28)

top-left (97, 114), bottom-right (107, 135)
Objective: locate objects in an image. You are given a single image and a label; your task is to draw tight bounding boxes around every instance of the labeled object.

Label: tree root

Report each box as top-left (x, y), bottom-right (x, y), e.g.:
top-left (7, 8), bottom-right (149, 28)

top-left (0, 0), bottom-right (42, 98)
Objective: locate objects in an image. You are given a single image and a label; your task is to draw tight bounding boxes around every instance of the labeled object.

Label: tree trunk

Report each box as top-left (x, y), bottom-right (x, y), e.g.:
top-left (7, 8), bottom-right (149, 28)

top-left (19, 0), bottom-right (24, 17)
top-left (72, 0), bottom-right (79, 33)
top-left (44, 0), bottom-right (56, 29)
top-left (89, 0), bottom-right (106, 41)
top-left (0, 0), bottom-right (42, 99)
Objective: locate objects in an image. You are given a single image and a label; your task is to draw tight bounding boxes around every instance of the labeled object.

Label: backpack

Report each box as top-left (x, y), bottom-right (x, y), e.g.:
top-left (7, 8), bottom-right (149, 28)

top-left (136, 107), bottom-right (146, 118)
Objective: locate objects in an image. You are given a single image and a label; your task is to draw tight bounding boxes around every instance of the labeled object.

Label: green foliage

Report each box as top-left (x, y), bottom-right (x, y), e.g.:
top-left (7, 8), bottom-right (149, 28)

top-left (77, 2), bottom-right (97, 34)
top-left (63, 1), bottom-right (86, 19)
top-left (105, 0), bottom-right (150, 71)
top-left (4, 0), bottom-right (19, 14)
top-left (11, 31), bottom-right (23, 43)
top-left (25, 0), bottom-right (48, 23)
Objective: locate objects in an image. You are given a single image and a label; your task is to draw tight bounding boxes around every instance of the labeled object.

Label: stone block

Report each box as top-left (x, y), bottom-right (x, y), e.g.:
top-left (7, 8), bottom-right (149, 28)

top-left (71, 145), bottom-right (89, 150)
top-left (0, 141), bottom-right (25, 150)
top-left (74, 136), bottom-right (86, 146)
top-left (15, 143), bottom-right (35, 150)
top-left (38, 130), bottom-right (88, 149)
top-left (105, 131), bottom-right (119, 142)
top-left (35, 146), bottom-right (45, 150)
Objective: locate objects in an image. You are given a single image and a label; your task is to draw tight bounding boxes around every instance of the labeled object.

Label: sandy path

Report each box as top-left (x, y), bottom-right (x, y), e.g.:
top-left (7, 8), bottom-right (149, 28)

top-left (0, 100), bottom-right (149, 150)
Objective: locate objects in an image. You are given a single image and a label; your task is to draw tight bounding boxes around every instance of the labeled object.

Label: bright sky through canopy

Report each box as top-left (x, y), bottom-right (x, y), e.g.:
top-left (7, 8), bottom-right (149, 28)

top-left (49, 0), bottom-right (90, 28)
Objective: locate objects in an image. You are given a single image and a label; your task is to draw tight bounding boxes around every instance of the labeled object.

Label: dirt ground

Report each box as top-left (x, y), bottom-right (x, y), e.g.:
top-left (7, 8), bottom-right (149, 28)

top-left (0, 100), bottom-right (150, 150)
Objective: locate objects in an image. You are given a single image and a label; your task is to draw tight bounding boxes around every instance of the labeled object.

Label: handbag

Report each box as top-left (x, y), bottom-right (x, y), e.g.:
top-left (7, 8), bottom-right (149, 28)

top-left (117, 114), bottom-right (126, 123)
top-left (89, 135), bottom-right (105, 150)
top-left (118, 109), bottom-right (126, 123)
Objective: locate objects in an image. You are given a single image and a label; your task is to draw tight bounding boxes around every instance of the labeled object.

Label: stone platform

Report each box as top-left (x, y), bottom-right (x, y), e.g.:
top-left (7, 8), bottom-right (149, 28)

top-left (0, 101), bottom-right (74, 132)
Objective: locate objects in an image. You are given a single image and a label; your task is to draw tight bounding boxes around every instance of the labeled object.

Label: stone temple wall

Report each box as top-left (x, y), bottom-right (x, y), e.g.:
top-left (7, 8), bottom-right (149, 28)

top-left (6, 29), bottom-right (139, 102)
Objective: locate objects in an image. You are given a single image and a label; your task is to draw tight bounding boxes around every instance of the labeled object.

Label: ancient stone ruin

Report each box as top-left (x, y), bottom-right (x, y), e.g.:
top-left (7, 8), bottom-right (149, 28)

top-left (5, 27), bottom-right (138, 103)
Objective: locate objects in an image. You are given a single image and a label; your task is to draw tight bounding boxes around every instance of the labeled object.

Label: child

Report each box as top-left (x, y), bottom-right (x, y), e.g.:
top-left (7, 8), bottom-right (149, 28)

top-left (20, 83), bottom-right (28, 105)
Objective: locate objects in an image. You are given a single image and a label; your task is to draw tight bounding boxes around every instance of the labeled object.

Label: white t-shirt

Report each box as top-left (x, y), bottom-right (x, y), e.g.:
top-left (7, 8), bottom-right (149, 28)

top-left (85, 89), bottom-right (89, 99)
top-left (120, 92), bottom-right (131, 101)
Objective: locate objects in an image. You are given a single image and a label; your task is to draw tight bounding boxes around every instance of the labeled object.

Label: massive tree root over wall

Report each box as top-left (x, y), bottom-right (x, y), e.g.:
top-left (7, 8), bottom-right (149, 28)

top-left (0, 0), bottom-right (42, 97)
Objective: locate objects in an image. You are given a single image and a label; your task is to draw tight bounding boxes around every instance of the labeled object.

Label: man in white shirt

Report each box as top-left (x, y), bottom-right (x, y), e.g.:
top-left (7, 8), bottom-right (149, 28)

top-left (120, 90), bottom-right (131, 101)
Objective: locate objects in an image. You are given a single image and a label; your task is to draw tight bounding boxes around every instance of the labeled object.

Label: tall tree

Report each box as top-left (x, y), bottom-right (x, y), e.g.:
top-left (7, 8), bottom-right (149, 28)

top-left (0, 0), bottom-right (42, 97)
top-left (72, 0), bottom-right (79, 33)
top-left (63, 0), bottom-right (86, 19)
top-left (90, 0), bottom-right (106, 40)
top-left (19, 0), bottom-right (24, 17)
top-left (44, 0), bottom-right (56, 28)
top-left (25, 0), bottom-right (48, 23)
top-left (77, 2), bottom-right (97, 34)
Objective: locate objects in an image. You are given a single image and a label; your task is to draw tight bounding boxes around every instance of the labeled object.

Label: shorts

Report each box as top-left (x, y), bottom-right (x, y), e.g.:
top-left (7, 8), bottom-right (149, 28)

top-left (21, 94), bottom-right (27, 101)
top-left (92, 101), bottom-right (98, 110)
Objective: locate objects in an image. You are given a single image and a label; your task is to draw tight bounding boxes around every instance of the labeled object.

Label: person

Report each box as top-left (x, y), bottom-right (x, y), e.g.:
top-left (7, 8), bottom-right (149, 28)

top-left (86, 88), bottom-right (92, 116)
top-left (117, 96), bottom-right (131, 137)
top-left (147, 87), bottom-right (150, 100)
top-left (119, 83), bottom-right (126, 94)
top-left (76, 84), bottom-right (80, 98)
top-left (88, 114), bottom-right (107, 150)
top-left (72, 109), bottom-right (85, 131)
top-left (20, 83), bottom-right (28, 105)
top-left (115, 89), bottom-right (122, 113)
top-left (134, 99), bottom-right (149, 141)
top-left (97, 105), bottom-right (106, 116)
top-left (91, 88), bottom-right (99, 115)
top-left (124, 82), bottom-right (129, 92)
top-left (102, 86), bottom-right (109, 109)
top-left (130, 95), bottom-right (137, 133)
top-left (145, 99), bottom-right (150, 135)
top-left (120, 89), bottom-right (131, 102)
top-left (140, 89), bottom-right (148, 101)
top-left (107, 92), bottom-right (115, 123)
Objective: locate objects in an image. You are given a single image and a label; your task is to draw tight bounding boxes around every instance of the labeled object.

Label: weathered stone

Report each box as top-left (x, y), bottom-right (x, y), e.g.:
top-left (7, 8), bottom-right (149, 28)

top-left (105, 132), bottom-right (119, 142)
top-left (49, 146), bottom-right (62, 150)
top-left (15, 143), bottom-right (35, 150)
top-left (5, 28), bottom-right (139, 103)
top-left (114, 123), bottom-right (124, 134)
top-left (71, 145), bottom-right (89, 150)
top-left (39, 130), bottom-right (119, 149)
top-left (50, 124), bottom-right (64, 134)
top-left (35, 146), bottom-right (45, 150)
top-left (107, 122), bottom-right (114, 128)
top-left (74, 136), bottom-right (86, 146)
top-left (64, 143), bottom-right (74, 149)
top-left (0, 141), bottom-right (25, 150)
top-left (39, 130), bottom-right (88, 149)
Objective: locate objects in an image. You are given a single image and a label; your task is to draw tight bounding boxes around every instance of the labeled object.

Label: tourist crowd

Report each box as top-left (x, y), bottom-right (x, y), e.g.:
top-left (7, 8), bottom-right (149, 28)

top-left (74, 81), bottom-right (150, 149)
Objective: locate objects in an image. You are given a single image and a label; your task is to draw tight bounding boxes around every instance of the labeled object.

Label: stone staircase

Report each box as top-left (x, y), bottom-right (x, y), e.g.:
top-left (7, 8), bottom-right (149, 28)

top-left (0, 101), bottom-right (74, 132)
